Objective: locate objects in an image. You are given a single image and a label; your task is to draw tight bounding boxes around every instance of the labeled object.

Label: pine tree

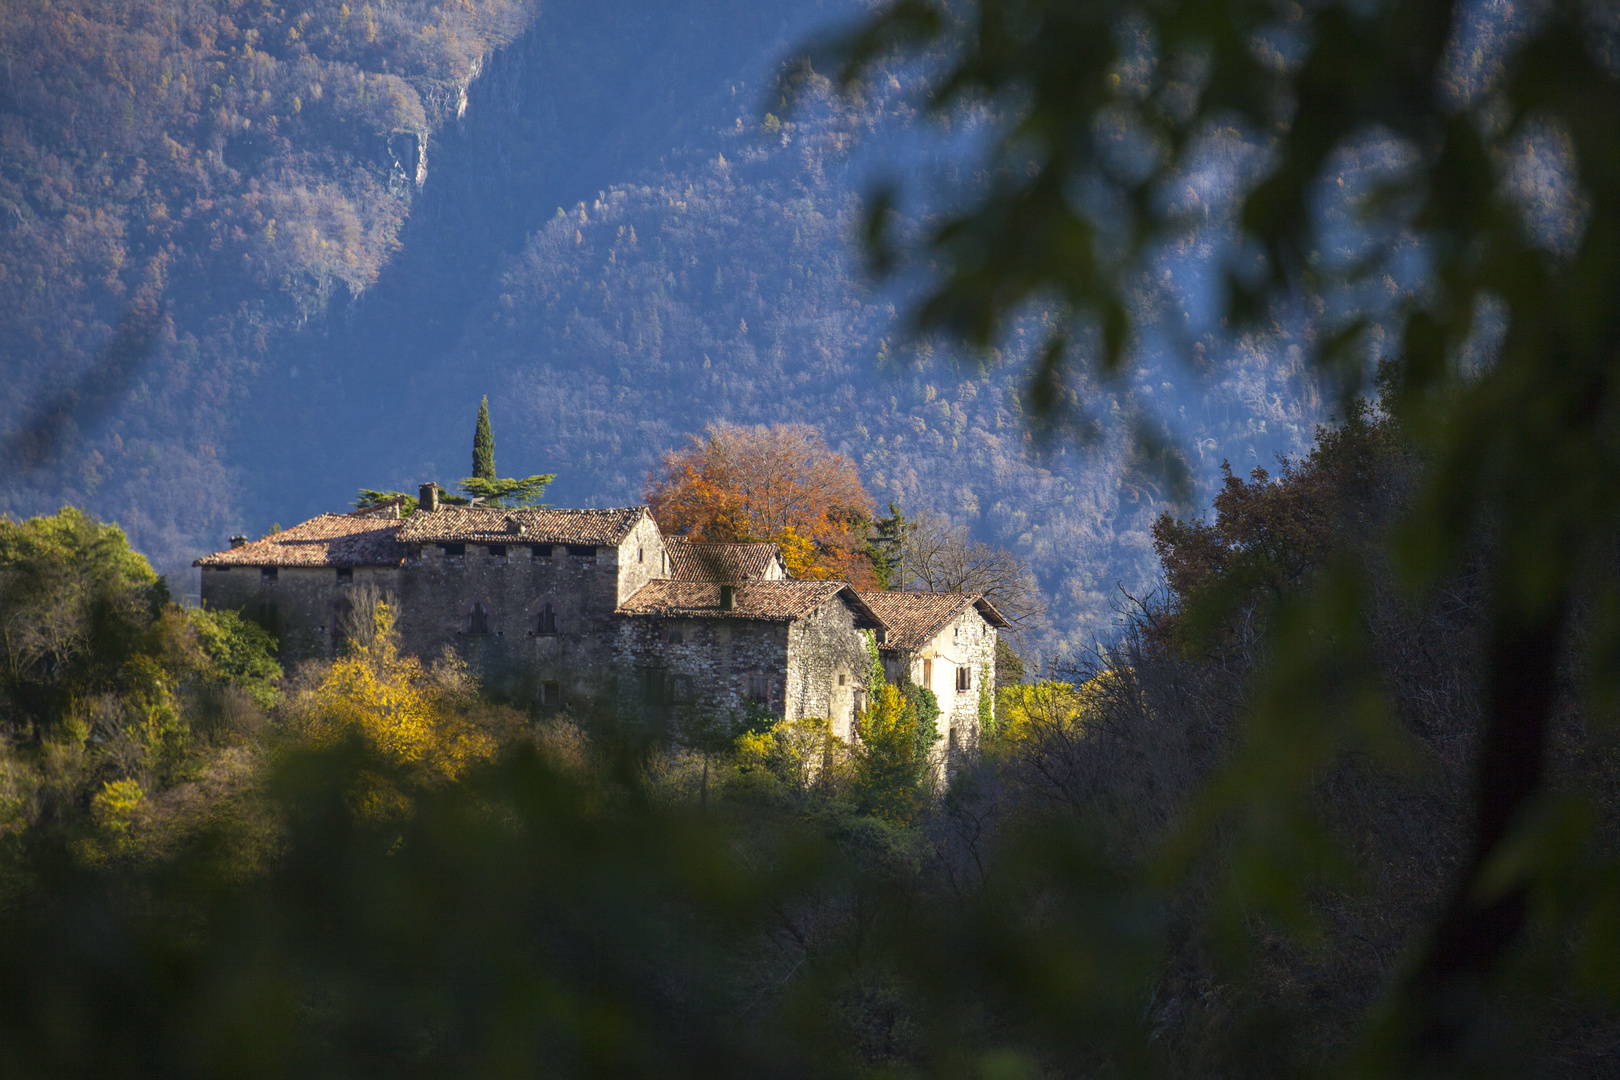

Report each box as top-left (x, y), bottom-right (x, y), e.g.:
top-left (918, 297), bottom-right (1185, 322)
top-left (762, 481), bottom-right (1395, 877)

top-left (865, 502), bottom-right (909, 589)
top-left (472, 396), bottom-right (495, 482)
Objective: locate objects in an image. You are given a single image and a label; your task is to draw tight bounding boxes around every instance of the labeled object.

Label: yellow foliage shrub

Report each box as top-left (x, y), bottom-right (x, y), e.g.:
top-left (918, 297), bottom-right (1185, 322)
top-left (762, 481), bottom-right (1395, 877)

top-left (734, 716), bottom-right (853, 798)
top-left (300, 603), bottom-right (500, 788)
top-left (92, 778), bottom-right (146, 835)
top-left (992, 672), bottom-right (1132, 750)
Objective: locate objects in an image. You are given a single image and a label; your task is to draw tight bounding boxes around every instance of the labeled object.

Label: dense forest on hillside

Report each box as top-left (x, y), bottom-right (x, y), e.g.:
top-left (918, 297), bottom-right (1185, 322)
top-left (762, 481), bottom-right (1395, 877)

top-left (0, 0), bottom-right (534, 560)
top-left (0, 0), bottom-right (1339, 650)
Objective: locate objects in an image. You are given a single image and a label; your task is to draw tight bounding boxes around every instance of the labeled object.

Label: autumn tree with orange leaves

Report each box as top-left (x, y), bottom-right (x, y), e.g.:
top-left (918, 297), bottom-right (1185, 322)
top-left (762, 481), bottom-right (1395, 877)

top-left (646, 423), bottom-right (877, 587)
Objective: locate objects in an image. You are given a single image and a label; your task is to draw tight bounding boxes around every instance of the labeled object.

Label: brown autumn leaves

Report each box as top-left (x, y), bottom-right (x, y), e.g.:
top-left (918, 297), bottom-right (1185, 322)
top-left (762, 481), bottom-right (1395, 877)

top-left (644, 422), bottom-right (879, 587)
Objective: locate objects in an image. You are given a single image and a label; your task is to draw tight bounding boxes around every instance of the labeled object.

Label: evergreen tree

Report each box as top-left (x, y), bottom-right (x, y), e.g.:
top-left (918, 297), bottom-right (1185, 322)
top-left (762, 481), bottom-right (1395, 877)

top-left (472, 397), bottom-right (496, 482)
top-left (458, 474), bottom-right (555, 508)
top-left (864, 502), bottom-right (909, 590)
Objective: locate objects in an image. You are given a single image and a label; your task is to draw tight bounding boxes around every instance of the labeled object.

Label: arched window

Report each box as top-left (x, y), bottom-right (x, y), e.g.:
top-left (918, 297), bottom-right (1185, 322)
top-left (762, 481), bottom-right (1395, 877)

top-left (536, 602), bottom-right (557, 635)
top-left (469, 602), bottom-right (490, 635)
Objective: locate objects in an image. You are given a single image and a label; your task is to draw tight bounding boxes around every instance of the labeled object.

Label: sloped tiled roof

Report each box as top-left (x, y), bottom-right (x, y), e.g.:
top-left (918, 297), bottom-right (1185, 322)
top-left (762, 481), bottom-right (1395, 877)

top-left (618, 580), bottom-right (857, 623)
top-left (397, 506), bottom-right (646, 546)
top-left (664, 538), bottom-right (783, 582)
top-left (857, 591), bottom-right (1012, 650)
top-left (195, 514), bottom-right (408, 567)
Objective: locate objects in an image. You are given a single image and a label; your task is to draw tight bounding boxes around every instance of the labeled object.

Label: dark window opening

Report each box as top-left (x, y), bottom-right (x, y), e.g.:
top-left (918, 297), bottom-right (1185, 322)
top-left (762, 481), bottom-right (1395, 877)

top-left (210, 565), bottom-right (231, 572)
top-left (663, 623), bottom-right (684, 644)
top-left (487, 544), bottom-right (506, 558)
top-left (638, 546), bottom-right (644, 563)
top-left (335, 567), bottom-right (353, 583)
top-left (469, 602), bottom-right (490, 635)
top-left (643, 668), bottom-right (669, 704)
top-left (956, 666), bottom-right (971, 692)
top-left (535, 602), bottom-right (557, 635)
top-left (567, 544), bottom-right (595, 558)
top-left (671, 674), bottom-right (694, 702)
top-left (332, 597), bottom-right (355, 653)
top-left (540, 681), bottom-right (563, 706)
top-left (883, 658), bottom-right (902, 684)
top-left (261, 566), bottom-right (279, 582)
top-left (440, 543), bottom-right (465, 558)
top-left (746, 673), bottom-right (771, 703)
top-left (531, 544), bottom-right (553, 558)
top-left (853, 688), bottom-right (867, 716)
top-left (948, 726), bottom-right (959, 751)
top-left (838, 674), bottom-right (847, 687)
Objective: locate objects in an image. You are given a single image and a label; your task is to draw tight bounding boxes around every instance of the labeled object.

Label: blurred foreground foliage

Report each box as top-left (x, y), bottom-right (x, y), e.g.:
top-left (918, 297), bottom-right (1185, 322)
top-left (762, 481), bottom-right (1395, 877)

top-left (2, 435), bottom-right (1620, 1078)
top-left (808, 0), bottom-right (1620, 1071)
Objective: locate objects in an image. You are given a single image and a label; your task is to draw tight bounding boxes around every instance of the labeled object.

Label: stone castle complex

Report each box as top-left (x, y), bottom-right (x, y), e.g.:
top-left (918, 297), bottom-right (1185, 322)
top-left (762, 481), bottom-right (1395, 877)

top-left (197, 486), bottom-right (1008, 746)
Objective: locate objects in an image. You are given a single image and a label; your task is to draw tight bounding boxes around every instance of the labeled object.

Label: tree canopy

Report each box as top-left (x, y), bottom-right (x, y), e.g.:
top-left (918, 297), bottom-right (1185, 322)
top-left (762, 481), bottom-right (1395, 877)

top-left (645, 422), bottom-right (878, 585)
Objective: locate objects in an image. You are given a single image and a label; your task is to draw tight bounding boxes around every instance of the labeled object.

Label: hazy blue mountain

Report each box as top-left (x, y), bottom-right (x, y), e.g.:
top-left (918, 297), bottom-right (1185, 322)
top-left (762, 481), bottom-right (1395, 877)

top-left (2, 0), bottom-right (1329, 653)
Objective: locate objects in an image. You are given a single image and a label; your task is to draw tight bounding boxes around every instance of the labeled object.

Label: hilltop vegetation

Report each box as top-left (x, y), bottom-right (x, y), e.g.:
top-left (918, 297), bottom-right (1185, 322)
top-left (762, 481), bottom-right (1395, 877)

top-left (0, 0), bottom-right (1329, 653)
top-left (0, 0), bottom-right (534, 562)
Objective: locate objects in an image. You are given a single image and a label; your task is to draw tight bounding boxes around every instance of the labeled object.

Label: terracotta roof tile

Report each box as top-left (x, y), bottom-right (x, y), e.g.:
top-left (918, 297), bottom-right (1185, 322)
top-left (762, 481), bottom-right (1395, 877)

top-left (618, 580), bottom-right (848, 622)
top-left (195, 514), bottom-right (408, 567)
top-left (397, 506), bottom-right (646, 546)
top-left (664, 538), bottom-right (783, 582)
top-left (857, 591), bottom-right (1010, 650)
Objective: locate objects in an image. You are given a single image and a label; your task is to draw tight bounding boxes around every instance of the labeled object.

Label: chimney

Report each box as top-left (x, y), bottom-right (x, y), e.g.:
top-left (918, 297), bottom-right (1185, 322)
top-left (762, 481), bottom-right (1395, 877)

top-left (419, 483), bottom-right (440, 512)
top-left (720, 584), bottom-right (736, 610)
top-left (229, 535), bottom-right (248, 549)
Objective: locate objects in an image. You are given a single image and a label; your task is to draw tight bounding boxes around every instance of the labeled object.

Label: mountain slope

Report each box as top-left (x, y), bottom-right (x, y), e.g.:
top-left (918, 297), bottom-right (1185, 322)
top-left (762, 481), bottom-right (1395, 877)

top-left (2, 0), bottom-right (1327, 650)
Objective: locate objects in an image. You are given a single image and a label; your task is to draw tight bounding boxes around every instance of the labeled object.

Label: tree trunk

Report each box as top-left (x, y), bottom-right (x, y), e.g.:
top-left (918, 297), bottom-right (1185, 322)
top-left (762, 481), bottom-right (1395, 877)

top-left (1401, 592), bottom-right (1568, 1063)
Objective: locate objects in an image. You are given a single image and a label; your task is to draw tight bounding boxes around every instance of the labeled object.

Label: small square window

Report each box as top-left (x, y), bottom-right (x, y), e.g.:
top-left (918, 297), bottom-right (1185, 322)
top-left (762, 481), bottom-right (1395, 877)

top-left (838, 673), bottom-right (846, 686)
top-left (956, 666), bottom-right (972, 692)
top-left (663, 623), bottom-right (684, 644)
top-left (440, 543), bottom-right (465, 558)
top-left (540, 681), bottom-right (562, 706)
top-left (531, 544), bottom-right (553, 558)
top-left (567, 544), bottom-right (595, 559)
top-left (335, 567), bottom-right (353, 583)
top-left (746, 673), bottom-right (771, 703)
top-left (487, 544), bottom-right (506, 558)
top-left (671, 674), bottom-right (694, 702)
top-left (261, 566), bottom-right (279, 582)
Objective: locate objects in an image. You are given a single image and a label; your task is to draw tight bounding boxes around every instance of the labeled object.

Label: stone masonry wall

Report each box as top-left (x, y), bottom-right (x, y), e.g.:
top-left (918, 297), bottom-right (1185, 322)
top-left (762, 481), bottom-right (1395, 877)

top-left (203, 542), bottom-right (632, 708)
top-left (784, 597), bottom-right (870, 740)
top-left (611, 615), bottom-right (789, 730)
top-left (393, 541), bottom-right (623, 704)
top-left (897, 607), bottom-right (997, 758)
top-left (200, 564), bottom-right (403, 661)
top-left (615, 515), bottom-right (666, 605)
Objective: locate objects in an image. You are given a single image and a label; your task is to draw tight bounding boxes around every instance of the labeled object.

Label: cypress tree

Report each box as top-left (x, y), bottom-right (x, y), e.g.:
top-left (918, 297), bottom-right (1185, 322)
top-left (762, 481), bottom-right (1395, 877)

top-left (472, 396), bottom-right (496, 481)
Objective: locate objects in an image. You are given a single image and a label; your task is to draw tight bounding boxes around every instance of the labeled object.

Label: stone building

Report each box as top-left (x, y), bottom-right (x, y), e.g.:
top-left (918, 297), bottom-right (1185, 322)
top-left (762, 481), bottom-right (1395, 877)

top-left (858, 591), bottom-right (1006, 755)
top-left (196, 487), bottom-right (1008, 742)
